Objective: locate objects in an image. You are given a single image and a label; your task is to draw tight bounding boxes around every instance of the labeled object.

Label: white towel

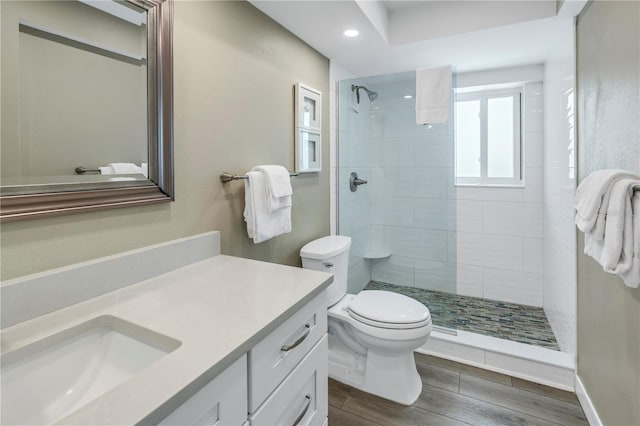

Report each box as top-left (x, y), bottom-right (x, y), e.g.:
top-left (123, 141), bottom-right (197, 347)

top-left (99, 166), bottom-right (115, 175)
top-left (620, 194), bottom-right (640, 288)
top-left (243, 171), bottom-right (291, 244)
top-left (574, 169), bottom-right (637, 232)
top-left (108, 162), bottom-right (143, 174)
top-left (584, 178), bottom-right (639, 269)
top-left (578, 172), bottom-right (640, 288)
top-left (252, 165), bottom-right (292, 212)
top-left (416, 65), bottom-right (452, 125)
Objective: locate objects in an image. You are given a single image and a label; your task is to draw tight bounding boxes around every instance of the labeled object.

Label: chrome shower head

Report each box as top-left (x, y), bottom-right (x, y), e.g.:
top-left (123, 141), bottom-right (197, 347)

top-left (351, 84), bottom-right (378, 104)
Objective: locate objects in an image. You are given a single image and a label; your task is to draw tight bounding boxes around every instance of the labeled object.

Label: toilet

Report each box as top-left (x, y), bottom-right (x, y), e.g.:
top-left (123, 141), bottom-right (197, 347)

top-left (300, 235), bottom-right (432, 405)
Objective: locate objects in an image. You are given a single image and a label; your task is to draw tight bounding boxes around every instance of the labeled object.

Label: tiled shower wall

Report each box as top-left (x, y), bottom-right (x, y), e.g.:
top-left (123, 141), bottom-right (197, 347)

top-left (364, 73), bottom-right (546, 307)
top-left (451, 79), bottom-right (546, 306)
top-left (337, 66), bottom-right (576, 312)
top-left (542, 25), bottom-right (577, 354)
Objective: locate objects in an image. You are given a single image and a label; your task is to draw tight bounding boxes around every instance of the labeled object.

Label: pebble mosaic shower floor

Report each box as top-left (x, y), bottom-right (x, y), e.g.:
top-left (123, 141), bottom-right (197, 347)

top-left (364, 281), bottom-right (560, 350)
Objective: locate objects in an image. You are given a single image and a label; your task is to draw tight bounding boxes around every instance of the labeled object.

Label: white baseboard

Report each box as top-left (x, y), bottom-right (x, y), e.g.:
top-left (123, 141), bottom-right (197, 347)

top-left (575, 375), bottom-right (602, 426)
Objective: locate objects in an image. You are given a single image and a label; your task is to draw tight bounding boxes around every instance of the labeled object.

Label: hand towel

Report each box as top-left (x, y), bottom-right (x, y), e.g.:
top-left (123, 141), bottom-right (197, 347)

top-left (243, 171), bottom-right (292, 244)
top-left (252, 165), bottom-right (293, 212)
top-left (574, 169), bottom-right (637, 232)
top-left (99, 166), bottom-right (114, 175)
top-left (416, 65), bottom-right (452, 125)
top-left (620, 193), bottom-right (640, 288)
top-left (580, 175), bottom-right (640, 288)
top-left (584, 178), bottom-right (639, 269)
top-left (108, 162), bottom-right (143, 174)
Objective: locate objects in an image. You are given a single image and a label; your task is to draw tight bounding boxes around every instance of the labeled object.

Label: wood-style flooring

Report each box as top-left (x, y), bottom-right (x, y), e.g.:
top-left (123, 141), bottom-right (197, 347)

top-left (328, 353), bottom-right (587, 426)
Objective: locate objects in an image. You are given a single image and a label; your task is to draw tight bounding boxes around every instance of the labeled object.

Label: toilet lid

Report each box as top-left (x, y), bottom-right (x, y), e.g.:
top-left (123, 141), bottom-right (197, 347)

top-left (347, 291), bottom-right (430, 329)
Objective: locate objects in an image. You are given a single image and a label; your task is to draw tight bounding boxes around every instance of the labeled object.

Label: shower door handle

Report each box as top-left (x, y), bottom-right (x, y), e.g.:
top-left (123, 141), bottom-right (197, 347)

top-left (350, 172), bottom-right (368, 192)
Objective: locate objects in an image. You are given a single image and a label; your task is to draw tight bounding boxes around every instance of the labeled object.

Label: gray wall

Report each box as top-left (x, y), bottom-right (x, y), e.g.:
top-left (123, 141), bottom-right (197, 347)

top-left (576, 1), bottom-right (640, 424)
top-left (0, 0), bottom-right (330, 280)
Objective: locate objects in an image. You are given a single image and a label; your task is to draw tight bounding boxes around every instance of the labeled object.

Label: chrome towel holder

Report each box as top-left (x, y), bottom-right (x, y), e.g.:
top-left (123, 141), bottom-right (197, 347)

top-left (219, 171), bottom-right (299, 183)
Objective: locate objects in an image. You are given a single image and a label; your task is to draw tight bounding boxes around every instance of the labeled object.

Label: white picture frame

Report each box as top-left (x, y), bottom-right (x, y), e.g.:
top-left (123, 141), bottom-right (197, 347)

top-left (295, 83), bottom-right (322, 131)
top-left (295, 129), bottom-right (321, 173)
top-left (294, 83), bottom-right (322, 173)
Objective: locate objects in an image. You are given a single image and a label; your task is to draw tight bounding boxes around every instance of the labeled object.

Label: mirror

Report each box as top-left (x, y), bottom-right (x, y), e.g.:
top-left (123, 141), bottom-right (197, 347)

top-left (0, 0), bottom-right (173, 222)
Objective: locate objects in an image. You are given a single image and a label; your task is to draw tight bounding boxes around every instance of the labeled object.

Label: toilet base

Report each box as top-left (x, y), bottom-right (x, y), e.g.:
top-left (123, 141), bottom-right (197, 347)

top-left (328, 334), bottom-right (423, 405)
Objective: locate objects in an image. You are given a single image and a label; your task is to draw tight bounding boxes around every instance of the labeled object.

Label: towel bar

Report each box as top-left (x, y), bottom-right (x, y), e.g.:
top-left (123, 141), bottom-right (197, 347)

top-left (75, 166), bottom-right (100, 174)
top-left (220, 171), bottom-right (299, 183)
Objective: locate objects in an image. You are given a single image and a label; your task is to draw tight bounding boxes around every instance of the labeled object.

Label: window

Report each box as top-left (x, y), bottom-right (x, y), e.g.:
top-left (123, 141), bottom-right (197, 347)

top-left (454, 88), bottom-right (522, 186)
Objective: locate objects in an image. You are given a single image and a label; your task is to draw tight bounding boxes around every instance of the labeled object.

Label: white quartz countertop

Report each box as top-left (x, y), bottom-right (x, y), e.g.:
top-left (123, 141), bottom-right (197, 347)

top-left (0, 255), bottom-right (333, 425)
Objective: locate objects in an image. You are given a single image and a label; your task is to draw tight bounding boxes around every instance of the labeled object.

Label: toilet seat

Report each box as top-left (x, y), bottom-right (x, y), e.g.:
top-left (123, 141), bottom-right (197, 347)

top-left (347, 290), bottom-right (431, 330)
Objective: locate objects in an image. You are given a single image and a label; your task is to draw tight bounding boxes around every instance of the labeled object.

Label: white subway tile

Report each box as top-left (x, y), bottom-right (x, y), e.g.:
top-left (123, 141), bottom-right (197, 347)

top-left (414, 137), bottom-right (454, 168)
top-left (338, 197), bottom-right (370, 236)
top-left (524, 96), bottom-right (544, 133)
top-left (414, 198), bottom-right (451, 230)
top-left (523, 167), bottom-right (544, 203)
top-left (349, 226), bottom-right (370, 267)
top-left (455, 186), bottom-right (524, 202)
top-left (371, 255), bottom-right (414, 286)
top-left (381, 137), bottom-right (414, 167)
top-left (347, 259), bottom-right (371, 294)
top-left (523, 238), bottom-right (544, 274)
top-left (371, 197), bottom-right (414, 227)
top-left (414, 259), bottom-right (456, 293)
top-left (483, 268), bottom-right (543, 307)
top-left (456, 263), bottom-right (484, 298)
top-left (384, 227), bottom-right (447, 261)
top-left (483, 201), bottom-right (543, 238)
top-left (414, 168), bottom-right (450, 198)
top-left (422, 229), bottom-right (449, 261)
top-left (455, 232), bottom-right (524, 271)
top-left (524, 82), bottom-right (543, 97)
top-left (384, 168), bottom-right (415, 197)
top-left (524, 131), bottom-right (544, 168)
top-left (455, 200), bottom-right (484, 233)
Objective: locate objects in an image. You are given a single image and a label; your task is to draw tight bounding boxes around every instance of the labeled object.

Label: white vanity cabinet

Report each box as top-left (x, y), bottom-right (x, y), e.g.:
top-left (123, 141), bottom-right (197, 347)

top-left (159, 290), bottom-right (328, 426)
top-left (250, 336), bottom-right (327, 426)
top-left (159, 355), bottom-right (248, 426)
top-left (248, 291), bottom-right (328, 426)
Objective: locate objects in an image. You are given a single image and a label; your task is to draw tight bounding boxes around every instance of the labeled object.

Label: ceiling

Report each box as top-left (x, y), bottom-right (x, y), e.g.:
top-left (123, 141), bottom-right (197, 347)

top-left (249, 0), bottom-right (587, 77)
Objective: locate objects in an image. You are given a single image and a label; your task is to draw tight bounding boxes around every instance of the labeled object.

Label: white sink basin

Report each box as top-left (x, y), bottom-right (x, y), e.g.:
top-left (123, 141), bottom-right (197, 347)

top-left (1, 315), bottom-right (181, 425)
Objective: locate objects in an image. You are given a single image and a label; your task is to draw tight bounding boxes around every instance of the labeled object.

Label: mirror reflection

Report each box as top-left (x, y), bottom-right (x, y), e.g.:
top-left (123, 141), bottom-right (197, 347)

top-left (1, 0), bottom-right (149, 191)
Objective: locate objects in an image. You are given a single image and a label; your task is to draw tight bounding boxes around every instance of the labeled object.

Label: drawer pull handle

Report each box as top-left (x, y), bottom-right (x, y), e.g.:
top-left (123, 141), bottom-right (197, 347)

top-left (281, 324), bottom-right (311, 352)
top-left (292, 394), bottom-right (312, 426)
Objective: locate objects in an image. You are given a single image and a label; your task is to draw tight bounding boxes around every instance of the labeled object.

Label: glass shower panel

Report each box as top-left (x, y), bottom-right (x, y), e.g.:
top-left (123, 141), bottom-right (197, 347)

top-left (337, 72), bottom-right (458, 330)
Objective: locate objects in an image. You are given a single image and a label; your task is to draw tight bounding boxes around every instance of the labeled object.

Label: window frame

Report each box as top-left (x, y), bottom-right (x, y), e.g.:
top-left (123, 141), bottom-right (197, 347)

top-left (454, 88), bottom-right (523, 187)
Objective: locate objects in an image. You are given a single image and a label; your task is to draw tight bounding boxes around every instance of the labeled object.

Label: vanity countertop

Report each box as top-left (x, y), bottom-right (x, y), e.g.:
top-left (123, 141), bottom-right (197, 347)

top-left (0, 255), bottom-right (333, 425)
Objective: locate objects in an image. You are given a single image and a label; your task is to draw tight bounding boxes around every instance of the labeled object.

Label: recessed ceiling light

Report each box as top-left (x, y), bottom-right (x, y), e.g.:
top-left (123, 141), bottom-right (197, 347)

top-left (343, 29), bottom-right (359, 37)
top-left (404, 95), bottom-right (413, 99)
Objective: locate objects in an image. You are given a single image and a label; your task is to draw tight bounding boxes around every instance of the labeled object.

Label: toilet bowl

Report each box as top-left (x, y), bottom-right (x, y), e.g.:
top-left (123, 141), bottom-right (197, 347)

top-left (300, 236), bottom-right (432, 405)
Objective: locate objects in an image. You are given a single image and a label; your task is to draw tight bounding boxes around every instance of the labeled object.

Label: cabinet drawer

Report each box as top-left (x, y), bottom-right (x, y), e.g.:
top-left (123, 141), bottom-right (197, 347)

top-left (248, 290), bottom-right (327, 412)
top-left (250, 335), bottom-right (328, 426)
top-left (159, 355), bottom-right (247, 426)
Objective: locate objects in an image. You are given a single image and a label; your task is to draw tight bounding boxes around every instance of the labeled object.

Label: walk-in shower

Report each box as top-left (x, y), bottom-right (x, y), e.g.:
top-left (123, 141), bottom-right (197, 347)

top-left (337, 68), bottom-right (571, 354)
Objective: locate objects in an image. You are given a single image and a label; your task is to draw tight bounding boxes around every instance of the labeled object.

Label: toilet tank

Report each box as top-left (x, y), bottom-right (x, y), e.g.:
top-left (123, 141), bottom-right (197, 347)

top-left (300, 236), bottom-right (351, 307)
